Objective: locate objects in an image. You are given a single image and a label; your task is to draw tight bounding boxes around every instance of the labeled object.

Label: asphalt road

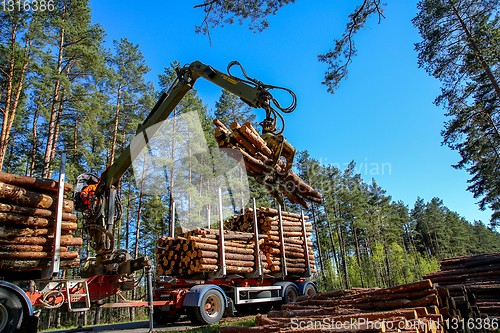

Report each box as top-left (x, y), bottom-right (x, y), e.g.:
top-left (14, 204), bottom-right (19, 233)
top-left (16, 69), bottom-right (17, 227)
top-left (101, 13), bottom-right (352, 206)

top-left (40, 315), bottom-right (255, 333)
top-left (41, 318), bottom-right (201, 333)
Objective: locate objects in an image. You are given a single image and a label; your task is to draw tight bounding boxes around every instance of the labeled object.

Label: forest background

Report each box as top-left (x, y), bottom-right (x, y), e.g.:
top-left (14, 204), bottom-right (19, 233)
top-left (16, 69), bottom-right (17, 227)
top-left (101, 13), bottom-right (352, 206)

top-left (1, 0), bottom-right (500, 329)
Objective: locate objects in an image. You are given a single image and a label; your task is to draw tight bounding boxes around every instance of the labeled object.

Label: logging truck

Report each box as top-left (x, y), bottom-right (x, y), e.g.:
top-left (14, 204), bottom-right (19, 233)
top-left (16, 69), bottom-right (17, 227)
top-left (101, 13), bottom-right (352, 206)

top-left (0, 60), bottom-right (318, 332)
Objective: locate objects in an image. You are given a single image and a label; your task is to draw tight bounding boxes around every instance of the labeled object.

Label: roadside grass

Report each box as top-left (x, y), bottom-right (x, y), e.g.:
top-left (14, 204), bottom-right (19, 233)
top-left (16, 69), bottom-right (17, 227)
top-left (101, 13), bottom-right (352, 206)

top-left (164, 317), bottom-right (256, 333)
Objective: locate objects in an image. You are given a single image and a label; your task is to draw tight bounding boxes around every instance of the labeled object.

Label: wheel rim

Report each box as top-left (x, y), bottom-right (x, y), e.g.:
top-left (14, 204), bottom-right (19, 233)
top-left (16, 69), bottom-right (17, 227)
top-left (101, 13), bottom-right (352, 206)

top-left (306, 286), bottom-right (315, 296)
top-left (204, 295), bottom-right (221, 318)
top-left (287, 288), bottom-right (297, 303)
top-left (0, 303), bottom-right (8, 332)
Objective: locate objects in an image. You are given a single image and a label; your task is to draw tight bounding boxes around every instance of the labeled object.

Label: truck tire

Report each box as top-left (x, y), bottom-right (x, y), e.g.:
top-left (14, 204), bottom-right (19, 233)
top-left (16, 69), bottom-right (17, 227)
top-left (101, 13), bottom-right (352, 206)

top-left (282, 285), bottom-right (298, 304)
top-left (304, 283), bottom-right (317, 297)
top-left (191, 289), bottom-right (225, 325)
top-left (0, 288), bottom-right (23, 333)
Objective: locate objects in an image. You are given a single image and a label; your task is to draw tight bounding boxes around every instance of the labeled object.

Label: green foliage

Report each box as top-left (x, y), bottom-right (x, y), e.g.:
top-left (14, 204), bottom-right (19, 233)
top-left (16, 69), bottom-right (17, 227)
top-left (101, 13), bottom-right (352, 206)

top-left (318, 0), bottom-right (386, 94)
top-left (194, 0), bottom-right (386, 94)
top-left (297, 152), bottom-right (500, 290)
top-left (194, 0), bottom-right (296, 33)
top-left (413, 0), bottom-right (500, 227)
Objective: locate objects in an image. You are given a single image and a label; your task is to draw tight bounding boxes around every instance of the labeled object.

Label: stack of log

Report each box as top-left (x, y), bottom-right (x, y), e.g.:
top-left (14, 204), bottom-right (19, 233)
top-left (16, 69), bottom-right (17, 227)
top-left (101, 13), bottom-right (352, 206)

top-left (156, 207), bottom-right (317, 277)
top-left (0, 173), bottom-right (82, 273)
top-left (225, 207), bottom-right (317, 275)
top-left (423, 253), bottom-right (500, 319)
top-left (220, 279), bottom-right (486, 333)
top-left (214, 119), bottom-right (322, 209)
top-left (156, 228), bottom-right (269, 277)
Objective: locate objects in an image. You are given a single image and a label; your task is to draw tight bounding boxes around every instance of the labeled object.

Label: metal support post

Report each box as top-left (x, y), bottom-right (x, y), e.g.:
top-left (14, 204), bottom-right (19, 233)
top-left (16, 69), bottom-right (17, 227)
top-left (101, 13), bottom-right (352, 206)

top-left (207, 205), bottom-right (211, 229)
top-left (218, 188), bottom-right (226, 277)
top-left (301, 209), bottom-right (311, 277)
top-left (252, 198), bottom-right (263, 280)
top-left (311, 203), bottom-right (325, 275)
top-left (146, 266), bottom-right (154, 332)
top-left (278, 204), bottom-right (287, 279)
top-left (170, 201), bottom-right (176, 237)
top-left (51, 152), bottom-right (66, 277)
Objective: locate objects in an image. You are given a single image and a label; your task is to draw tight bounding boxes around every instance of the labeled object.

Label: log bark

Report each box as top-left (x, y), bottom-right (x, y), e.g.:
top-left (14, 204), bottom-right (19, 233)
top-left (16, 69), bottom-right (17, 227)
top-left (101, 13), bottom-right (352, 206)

top-left (219, 326), bottom-right (280, 333)
top-left (268, 308), bottom-right (418, 320)
top-left (0, 235), bottom-right (82, 246)
top-left (0, 258), bottom-right (79, 270)
top-left (0, 250), bottom-right (78, 260)
top-left (0, 212), bottom-right (77, 230)
top-left (0, 172), bottom-right (72, 193)
top-left (0, 203), bottom-right (77, 221)
top-left (0, 181), bottom-right (73, 212)
top-left (197, 250), bottom-right (254, 261)
top-left (0, 244), bottom-right (68, 252)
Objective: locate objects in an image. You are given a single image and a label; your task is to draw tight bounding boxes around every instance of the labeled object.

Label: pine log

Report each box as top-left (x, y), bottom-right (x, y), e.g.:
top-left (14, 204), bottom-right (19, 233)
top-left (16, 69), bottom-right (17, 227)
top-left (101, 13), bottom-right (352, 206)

top-left (424, 263), bottom-right (500, 278)
top-left (0, 235), bottom-right (82, 246)
top-left (279, 187), bottom-right (310, 209)
top-left (198, 258), bottom-right (255, 267)
top-left (352, 294), bottom-right (439, 311)
top-left (0, 181), bottom-right (73, 212)
top-left (0, 172), bottom-right (72, 193)
top-left (197, 250), bottom-right (254, 261)
top-left (227, 266), bottom-right (254, 274)
top-left (0, 226), bottom-right (34, 237)
top-left (0, 244), bottom-right (68, 252)
top-left (344, 280), bottom-right (434, 299)
top-left (219, 326), bottom-right (280, 333)
top-left (0, 258), bottom-right (80, 271)
top-left (0, 250), bottom-right (79, 260)
top-left (0, 203), bottom-right (77, 222)
top-left (213, 119), bottom-right (231, 135)
top-left (231, 129), bottom-right (260, 156)
top-left (0, 212), bottom-right (77, 230)
top-left (268, 308), bottom-right (418, 320)
top-left (257, 207), bottom-right (309, 219)
top-left (239, 122), bottom-right (273, 158)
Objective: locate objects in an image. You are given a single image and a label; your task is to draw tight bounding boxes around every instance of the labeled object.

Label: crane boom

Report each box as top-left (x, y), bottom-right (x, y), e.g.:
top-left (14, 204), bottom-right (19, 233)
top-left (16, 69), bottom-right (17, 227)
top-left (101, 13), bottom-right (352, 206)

top-left (97, 61), bottom-right (273, 194)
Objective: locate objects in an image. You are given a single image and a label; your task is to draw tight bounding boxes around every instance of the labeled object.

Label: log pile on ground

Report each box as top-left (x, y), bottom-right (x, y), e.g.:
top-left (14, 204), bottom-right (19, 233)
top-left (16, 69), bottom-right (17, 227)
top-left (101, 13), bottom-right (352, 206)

top-left (0, 173), bottom-right (81, 272)
top-left (214, 119), bottom-right (322, 209)
top-left (220, 279), bottom-right (490, 333)
top-left (423, 253), bottom-right (500, 319)
top-left (156, 208), bottom-right (316, 277)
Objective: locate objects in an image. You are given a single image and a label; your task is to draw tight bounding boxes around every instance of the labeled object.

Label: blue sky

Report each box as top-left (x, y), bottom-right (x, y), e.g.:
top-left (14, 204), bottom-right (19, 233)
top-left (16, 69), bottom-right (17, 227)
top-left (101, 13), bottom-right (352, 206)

top-left (90, 0), bottom-right (494, 224)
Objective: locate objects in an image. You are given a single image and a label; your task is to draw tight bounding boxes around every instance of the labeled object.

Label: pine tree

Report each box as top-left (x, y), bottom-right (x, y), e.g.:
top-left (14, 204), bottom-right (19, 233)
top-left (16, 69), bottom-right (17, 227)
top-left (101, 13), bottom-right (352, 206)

top-left (107, 38), bottom-right (152, 166)
top-left (413, 0), bottom-right (500, 226)
top-left (38, 0), bottom-right (106, 177)
top-left (0, 9), bottom-right (43, 170)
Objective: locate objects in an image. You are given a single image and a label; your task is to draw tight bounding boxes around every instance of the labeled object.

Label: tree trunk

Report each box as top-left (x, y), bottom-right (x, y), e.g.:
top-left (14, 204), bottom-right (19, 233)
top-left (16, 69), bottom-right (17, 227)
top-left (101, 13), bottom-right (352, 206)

top-left (29, 97), bottom-right (40, 177)
top-left (109, 82), bottom-right (122, 165)
top-left (47, 88), bottom-right (64, 179)
top-left (42, 24), bottom-right (65, 178)
top-left (0, 17), bottom-right (34, 170)
top-left (168, 109), bottom-right (177, 234)
top-left (352, 219), bottom-right (365, 288)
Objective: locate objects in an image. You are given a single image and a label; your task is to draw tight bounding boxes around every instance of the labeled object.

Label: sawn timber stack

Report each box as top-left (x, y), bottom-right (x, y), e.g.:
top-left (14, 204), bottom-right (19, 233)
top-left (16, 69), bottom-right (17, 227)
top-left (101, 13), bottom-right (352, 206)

top-left (213, 119), bottom-right (322, 209)
top-left (0, 172), bottom-right (82, 275)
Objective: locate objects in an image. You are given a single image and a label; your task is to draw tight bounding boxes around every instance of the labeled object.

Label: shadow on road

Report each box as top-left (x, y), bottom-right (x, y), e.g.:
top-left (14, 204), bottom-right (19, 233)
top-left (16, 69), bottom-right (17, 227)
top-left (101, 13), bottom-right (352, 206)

top-left (41, 318), bottom-right (198, 333)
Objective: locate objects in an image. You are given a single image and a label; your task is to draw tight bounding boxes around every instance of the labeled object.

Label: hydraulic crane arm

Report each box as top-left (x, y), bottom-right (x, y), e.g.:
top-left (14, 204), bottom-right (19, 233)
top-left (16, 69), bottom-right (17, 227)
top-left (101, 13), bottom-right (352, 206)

top-left (97, 60), bottom-right (284, 195)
